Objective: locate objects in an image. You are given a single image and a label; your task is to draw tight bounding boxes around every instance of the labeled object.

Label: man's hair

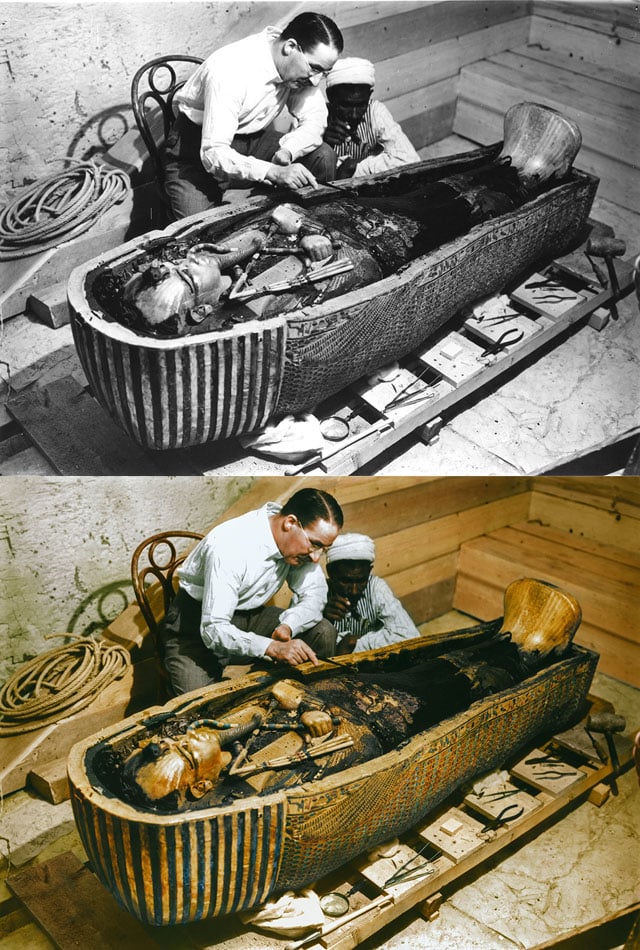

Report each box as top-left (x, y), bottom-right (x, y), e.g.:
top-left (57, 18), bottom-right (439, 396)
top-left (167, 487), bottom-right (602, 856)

top-left (281, 488), bottom-right (344, 528)
top-left (281, 12), bottom-right (344, 54)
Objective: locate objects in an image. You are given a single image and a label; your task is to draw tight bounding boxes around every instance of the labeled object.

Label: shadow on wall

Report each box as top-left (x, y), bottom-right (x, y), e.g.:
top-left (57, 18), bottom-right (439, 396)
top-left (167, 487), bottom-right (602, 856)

top-left (67, 579), bottom-right (132, 640)
top-left (66, 104), bottom-right (132, 163)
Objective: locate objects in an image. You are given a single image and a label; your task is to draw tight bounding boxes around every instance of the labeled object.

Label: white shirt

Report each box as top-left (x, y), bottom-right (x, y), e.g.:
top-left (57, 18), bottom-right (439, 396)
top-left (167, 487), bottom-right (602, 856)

top-left (332, 574), bottom-right (420, 651)
top-left (334, 99), bottom-right (420, 177)
top-left (178, 503), bottom-right (328, 658)
top-left (175, 28), bottom-right (328, 184)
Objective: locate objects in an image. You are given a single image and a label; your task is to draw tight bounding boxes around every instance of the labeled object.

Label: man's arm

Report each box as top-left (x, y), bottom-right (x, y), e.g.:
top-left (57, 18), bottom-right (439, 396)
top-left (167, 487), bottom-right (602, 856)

top-left (353, 100), bottom-right (420, 177)
top-left (198, 69), bottom-right (275, 184)
top-left (198, 546), bottom-right (275, 658)
top-left (279, 562), bottom-right (328, 635)
top-left (353, 576), bottom-right (420, 651)
top-left (279, 86), bottom-right (328, 160)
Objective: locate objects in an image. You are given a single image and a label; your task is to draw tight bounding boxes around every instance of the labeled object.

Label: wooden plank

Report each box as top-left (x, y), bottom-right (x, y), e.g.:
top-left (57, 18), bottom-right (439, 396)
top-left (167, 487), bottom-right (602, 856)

top-left (456, 60), bottom-right (638, 166)
top-left (7, 851), bottom-right (161, 950)
top-left (374, 17), bottom-right (531, 100)
top-left (402, 100), bottom-right (457, 152)
top-left (374, 492), bottom-right (531, 576)
top-left (335, 476), bottom-right (529, 542)
top-left (0, 446), bottom-right (57, 476)
top-left (341, 1), bottom-right (529, 63)
top-left (504, 520), bottom-right (640, 570)
top-left (528, 490), bottom-right (640, 551)
top-left (455, 537), bottom-right (639, 633)
top-left (487, 525), bottom-right (640, 587)
top-left (402, 576), bottom-right (457, 626)
top-left (6, 376), bottom-right (163, 475)
top-left (529, 5), bottom-right (640, 46)
top-left (490, 50), bottom-right (640, 112)
top-left (529, 476), bottom-right (640, 512)
top-left (27, 757), bottom-right (70, 805)
top-left (26, 281), bottom-right (70, 329)
top-left (325, 754), bottom-right (617, 950)
top-left (511, 40), bottom-right (640, 94)
top-left (385, 551), bottom-right (458, 599)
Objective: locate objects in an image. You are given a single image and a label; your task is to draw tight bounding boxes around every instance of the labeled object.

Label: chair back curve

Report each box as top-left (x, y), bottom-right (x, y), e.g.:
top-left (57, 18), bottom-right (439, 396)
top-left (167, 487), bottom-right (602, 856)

top-left (131, 55), bottom-right (203, 179)
top-left (130, 530), bottom-right (204, 642)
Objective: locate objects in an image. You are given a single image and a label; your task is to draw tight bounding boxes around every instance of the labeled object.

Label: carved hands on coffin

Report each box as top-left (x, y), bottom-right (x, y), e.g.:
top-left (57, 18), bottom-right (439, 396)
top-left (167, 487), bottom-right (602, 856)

top-left (299, 234), bottom-right (333, 263)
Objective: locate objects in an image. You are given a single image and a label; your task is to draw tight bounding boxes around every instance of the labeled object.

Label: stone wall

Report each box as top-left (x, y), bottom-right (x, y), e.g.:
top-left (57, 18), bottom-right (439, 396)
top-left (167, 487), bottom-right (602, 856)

top-left (0, 0), bottom-right (297, 202)
top-left (0, 475), bottom-right (252, 683)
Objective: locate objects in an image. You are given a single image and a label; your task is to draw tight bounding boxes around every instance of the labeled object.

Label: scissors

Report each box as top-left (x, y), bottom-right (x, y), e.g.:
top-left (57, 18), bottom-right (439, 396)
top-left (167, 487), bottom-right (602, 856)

top-left (479, 327), bottom-right (524, 358)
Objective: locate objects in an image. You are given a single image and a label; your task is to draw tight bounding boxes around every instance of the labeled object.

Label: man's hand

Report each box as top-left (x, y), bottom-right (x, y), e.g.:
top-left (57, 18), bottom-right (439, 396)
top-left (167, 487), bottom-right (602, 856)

top-left (323, 593), bottom-right (351, 623)
top-left (271, 623), bottom-right (292, 643)
top-left (323, 117), bottom-right (352, 148)
top-left (271, 148), bottom-right (293, 167)
top-left (337, 157), bottom-right (358, 180)
top-left (266, 162), bottom-right (318, 191)
top-left (265, 638), bottom-right (319, 667)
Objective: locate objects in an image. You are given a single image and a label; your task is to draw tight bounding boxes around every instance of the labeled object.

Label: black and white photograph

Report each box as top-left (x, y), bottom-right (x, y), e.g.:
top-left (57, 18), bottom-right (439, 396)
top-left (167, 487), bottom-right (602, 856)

top-left (1, 3), bottom-right (639, 948)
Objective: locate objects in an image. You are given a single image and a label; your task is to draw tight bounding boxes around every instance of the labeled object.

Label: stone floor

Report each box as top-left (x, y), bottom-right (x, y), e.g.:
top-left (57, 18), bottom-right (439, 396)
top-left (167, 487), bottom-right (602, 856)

top-left (1, 669), bottom-right (638, 949)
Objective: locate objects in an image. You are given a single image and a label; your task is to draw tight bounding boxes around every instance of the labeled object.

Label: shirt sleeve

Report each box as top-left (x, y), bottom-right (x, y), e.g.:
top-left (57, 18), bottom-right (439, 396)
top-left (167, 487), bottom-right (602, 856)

top-left (279, 86), bottom-right (328, 160)
top-left (353, 577), bottom-right (421, 652)
top-left (198, 543), bottom-right (272, 659)
top-left (279, 562), bottom-right (328, 634)
top-left (354, 100), bottom-right (421, 177)
top-left (199, 68), bottom-right (273, 183)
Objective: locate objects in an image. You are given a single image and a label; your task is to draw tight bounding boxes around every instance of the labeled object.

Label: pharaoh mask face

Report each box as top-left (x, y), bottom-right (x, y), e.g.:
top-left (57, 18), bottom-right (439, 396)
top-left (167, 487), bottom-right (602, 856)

top-left (124, 724), bottom-right (229, 803)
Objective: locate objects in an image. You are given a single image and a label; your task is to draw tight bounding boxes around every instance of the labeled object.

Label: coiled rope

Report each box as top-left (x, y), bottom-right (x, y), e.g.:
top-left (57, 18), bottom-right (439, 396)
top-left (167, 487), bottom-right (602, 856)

top-left (0, 160), bottom-right (131, 260)
top-left (0, 634), bottom-right (131, 735)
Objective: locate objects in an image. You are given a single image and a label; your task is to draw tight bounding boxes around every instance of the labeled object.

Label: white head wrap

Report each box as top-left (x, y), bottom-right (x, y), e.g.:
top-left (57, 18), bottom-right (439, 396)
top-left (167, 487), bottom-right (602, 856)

top-left (326, 532), bottom-right (375, 564)
top-left (325, 57), bottom-right (375, 89)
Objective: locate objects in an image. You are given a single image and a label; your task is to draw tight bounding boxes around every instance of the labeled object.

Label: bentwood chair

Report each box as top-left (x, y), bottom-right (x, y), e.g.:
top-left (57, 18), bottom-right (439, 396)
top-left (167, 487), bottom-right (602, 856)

top-left (130, 55), bottom-right (203, 215)
top-left (130, 530), bottom-right (203, 696)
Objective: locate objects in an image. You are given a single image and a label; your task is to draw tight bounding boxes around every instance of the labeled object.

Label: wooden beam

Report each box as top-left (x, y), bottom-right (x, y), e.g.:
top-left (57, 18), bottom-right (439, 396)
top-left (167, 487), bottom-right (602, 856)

top-left (7, 852), bottom-right (161, 950)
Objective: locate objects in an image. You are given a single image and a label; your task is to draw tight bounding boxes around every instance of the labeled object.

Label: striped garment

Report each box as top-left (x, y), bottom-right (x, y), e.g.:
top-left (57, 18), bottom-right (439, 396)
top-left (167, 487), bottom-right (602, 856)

top-left (332, 574), bottom-right (420, 652)
top-left (333, 99), bottom-right (420, 177)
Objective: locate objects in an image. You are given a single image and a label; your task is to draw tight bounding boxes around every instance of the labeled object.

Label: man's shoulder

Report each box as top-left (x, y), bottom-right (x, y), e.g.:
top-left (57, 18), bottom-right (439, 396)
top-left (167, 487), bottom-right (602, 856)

top-left (203, 29), bottom-right (267, 67)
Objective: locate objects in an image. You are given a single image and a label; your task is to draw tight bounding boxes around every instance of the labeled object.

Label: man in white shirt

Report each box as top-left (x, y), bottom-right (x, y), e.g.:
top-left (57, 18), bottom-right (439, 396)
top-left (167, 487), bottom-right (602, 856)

top-left (323, 57), bottom-right (420, 179)
top-left (162, 12), bottom-right (343, 219)
top-left (160, 487), bottom-right (343, 695)
top-left (323, 533), bottom-right (421, 653)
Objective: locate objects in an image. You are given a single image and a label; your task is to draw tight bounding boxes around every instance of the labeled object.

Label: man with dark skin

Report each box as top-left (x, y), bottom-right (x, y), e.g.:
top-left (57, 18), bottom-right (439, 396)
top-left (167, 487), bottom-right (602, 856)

top-left (323, 57), bottom-right (419, 180)
top-left (322, 533), bottom-right (420, 653)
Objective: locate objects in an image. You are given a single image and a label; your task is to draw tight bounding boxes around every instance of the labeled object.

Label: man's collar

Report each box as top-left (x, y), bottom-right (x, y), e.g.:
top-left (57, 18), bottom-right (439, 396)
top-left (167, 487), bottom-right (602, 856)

top-left (263, 26), bottom-right (284, 86)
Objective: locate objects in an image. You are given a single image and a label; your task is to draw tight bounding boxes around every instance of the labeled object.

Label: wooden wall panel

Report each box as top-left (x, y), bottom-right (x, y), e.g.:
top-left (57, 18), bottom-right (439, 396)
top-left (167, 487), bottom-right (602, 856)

top-left (529, 2), bottom-right (640, 40)
top-left (339, 2), bottom-right (529, 62)
top-left (528, 481), bottom-right (640, 554)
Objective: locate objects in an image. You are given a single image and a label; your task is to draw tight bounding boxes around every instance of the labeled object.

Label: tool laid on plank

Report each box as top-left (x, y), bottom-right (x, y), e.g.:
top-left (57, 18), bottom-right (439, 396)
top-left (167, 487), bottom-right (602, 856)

top-left (586, 711), bottom-right (626, 795)
top-left (585, 235), bottom-right (627, 320)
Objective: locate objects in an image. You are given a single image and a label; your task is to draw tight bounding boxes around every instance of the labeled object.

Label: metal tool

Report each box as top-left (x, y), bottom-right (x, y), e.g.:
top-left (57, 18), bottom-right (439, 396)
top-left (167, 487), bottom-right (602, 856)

top-left (478, 327), bottom-right (524, 359)
top-left (585, 234), bottom-right (627, 320)
top-left (383, 841), bottom-right (439, 887)
top-left (479, 788), bottom-right (523, 802)
top-left (384, 367), bottom-right (435, 411)
top-left (586, 710), bottom-right (626, 795)
top-left (479, 802), bottom-right (524, 835)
